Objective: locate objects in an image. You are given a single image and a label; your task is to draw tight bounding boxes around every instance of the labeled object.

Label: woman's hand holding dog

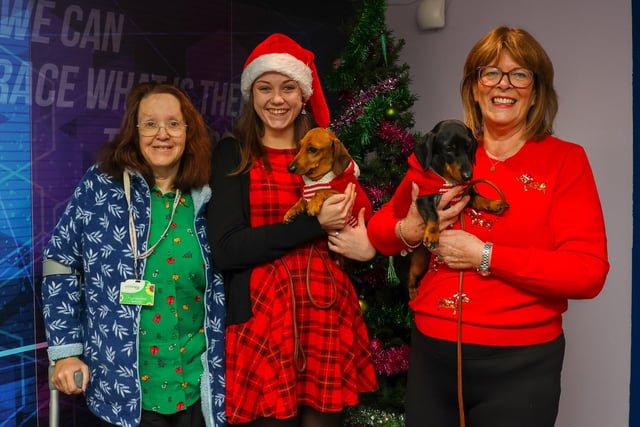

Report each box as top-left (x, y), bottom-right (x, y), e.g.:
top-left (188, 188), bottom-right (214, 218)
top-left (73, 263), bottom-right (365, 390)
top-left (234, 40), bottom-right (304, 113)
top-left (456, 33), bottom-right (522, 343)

top-left (317, 182), bottom-right (356, 232)
top-left (396, 182), bottom-right (427, 245)
top-left (398, 182), bottom-right (471, 245)
top-left (328, 207), bottom-right (376, 262)
top-left (436, 185), bottom-right (470, 230)
top-left (430, 185), bottom-right (485, 270)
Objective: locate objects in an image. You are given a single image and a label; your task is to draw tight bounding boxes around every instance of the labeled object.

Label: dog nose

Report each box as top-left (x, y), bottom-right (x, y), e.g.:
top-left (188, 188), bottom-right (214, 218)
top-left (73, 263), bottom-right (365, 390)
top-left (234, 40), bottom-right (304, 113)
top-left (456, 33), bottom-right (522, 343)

top-left (288, 163), bottom-right (296, 173)
top-left (462, 169), bottom-right (473, 182)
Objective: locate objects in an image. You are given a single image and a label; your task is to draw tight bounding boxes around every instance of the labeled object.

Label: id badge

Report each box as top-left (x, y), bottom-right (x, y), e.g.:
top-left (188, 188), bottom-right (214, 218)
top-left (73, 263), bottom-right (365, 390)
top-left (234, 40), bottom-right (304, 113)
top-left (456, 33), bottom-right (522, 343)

top-left (119, 279), bottom-right (155, 306)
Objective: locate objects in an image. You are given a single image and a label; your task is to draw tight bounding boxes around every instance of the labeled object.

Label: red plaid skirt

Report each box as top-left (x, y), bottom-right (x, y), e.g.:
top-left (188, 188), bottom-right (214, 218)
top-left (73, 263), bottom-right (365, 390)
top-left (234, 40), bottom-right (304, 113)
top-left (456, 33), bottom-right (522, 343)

top-left (225, 148), bottom-right (377, 424)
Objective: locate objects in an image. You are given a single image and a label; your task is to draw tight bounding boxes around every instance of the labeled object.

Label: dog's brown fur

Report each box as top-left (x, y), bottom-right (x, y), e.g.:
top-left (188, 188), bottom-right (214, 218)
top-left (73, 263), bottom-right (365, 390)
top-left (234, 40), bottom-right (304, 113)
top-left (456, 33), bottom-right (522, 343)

top-left (284, 128), bottom-right (354, 221)
top-left (284, 128), bottom-right (372, 270)
top-left (285, 127), bottom-right (372, 223)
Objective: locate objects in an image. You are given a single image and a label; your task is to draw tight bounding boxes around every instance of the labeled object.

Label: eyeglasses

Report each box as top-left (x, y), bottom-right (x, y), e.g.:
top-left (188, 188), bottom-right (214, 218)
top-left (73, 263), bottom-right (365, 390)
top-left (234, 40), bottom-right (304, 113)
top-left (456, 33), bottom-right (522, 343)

top-left (477, 66), bottom-right (534, 88)
top-left (137, 120), bottom-right (188, 137)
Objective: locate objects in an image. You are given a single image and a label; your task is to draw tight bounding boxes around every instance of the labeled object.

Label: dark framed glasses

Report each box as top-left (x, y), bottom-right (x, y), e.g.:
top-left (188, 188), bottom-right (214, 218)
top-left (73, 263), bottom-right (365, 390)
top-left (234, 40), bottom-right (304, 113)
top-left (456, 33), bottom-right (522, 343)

top-left (477, 66), bottom-right (534, 88)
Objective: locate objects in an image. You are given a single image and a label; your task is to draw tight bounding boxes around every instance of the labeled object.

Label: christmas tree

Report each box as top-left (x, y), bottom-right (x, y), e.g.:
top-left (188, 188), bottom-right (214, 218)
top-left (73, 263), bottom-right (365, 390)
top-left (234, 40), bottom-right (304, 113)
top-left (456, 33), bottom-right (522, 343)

top-left (325, 0), bottom-right (423, 425)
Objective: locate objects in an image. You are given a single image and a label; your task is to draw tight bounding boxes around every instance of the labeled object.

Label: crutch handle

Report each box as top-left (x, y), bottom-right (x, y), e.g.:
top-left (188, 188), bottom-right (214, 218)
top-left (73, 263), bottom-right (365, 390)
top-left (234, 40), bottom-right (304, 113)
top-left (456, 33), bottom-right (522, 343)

top-left (48, 361), bottom-right (84, 427)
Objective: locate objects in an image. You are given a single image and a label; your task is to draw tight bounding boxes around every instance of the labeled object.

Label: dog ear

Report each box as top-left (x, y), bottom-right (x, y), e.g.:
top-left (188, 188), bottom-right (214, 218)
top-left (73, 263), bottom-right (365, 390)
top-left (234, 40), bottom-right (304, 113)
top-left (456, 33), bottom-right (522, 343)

top-left (466, 127), bottom-right (478, 164)
top-left (332, 138), bottom-right (353, 175)
top-left (415, 131), bottom-right (434, 170)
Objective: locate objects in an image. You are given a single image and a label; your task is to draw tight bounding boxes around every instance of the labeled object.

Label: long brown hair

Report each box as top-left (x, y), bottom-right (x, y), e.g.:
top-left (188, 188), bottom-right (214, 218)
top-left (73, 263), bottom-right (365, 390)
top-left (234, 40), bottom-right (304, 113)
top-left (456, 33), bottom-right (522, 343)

top-left (460, 26), bottom-right (558, 141)
top-left (97, 82), bottom-right (212, 191)
top-left (231, 88), bottom-right (314, 175)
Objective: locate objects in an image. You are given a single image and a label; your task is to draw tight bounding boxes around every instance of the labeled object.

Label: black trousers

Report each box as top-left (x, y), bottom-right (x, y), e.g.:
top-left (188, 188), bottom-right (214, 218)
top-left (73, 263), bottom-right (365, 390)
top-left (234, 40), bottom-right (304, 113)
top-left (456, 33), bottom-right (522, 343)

top-left (100, 399), bottom-right (205, 427)
top-left (405, 327), bottom-right (565, 427)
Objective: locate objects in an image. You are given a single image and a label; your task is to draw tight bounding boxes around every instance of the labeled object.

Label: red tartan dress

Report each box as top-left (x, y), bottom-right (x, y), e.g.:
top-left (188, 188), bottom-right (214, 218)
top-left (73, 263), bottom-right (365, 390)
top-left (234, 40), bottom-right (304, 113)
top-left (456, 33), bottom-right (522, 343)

top-left (225, 147), bottom-right (377, 424)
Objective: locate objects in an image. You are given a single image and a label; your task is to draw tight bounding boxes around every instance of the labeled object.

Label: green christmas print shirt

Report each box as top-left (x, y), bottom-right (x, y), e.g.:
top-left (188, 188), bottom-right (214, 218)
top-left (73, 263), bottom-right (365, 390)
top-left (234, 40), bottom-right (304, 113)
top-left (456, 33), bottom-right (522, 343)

top-left (139, 189), bottom-right (206, 414)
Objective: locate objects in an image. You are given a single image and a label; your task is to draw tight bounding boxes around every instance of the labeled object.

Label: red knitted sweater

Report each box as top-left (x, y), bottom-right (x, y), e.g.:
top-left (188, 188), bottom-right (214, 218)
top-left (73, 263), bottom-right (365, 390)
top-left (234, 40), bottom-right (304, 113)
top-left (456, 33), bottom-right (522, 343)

top-left (368, 136), bottom-right (609, 345)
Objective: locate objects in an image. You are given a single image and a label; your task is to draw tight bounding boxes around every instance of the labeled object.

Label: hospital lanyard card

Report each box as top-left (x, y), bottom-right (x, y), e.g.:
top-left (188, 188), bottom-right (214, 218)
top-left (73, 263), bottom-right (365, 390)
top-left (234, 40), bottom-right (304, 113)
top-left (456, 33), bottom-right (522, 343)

top-left (119, 171), bottom-right (180, 307)
top-left (119, 279), bottom-right (155, 306)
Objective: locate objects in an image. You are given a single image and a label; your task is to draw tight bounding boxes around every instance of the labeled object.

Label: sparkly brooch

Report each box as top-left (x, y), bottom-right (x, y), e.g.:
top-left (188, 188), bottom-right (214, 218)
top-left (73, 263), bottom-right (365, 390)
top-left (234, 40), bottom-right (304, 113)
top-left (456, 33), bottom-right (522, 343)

top-left (467, 208), bottom-right (497, 229)
top-left (438, 293), bottom-right (471, 314)
top-left (517, 174), bottom-right (547, 193)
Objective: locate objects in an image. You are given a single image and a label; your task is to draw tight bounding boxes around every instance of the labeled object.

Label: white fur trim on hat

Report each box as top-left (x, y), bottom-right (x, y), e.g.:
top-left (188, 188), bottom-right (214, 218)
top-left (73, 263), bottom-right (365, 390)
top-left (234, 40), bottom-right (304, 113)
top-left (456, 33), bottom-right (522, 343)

top-left (240, 53), bottom-right (313, 101)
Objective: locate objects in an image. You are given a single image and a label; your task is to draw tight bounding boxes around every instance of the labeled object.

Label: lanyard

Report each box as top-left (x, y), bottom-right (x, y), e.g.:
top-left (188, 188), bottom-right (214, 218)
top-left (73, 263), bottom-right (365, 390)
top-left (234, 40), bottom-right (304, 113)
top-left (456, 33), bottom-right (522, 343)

top-left (123, 171), bottom-right (181, 279)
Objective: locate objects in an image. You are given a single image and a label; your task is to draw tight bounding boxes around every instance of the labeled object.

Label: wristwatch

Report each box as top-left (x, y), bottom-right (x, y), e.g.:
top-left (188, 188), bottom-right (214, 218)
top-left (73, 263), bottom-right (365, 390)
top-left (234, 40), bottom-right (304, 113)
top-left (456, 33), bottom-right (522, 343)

top-left (477, 242), bottom-right (493, 277)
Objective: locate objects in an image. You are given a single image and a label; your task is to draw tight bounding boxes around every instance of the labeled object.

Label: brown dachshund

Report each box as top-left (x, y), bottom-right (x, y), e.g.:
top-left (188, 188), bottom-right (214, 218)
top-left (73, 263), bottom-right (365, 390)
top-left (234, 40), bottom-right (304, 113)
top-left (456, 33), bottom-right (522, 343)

top-left (284, 127), bottom-right (372, 224)
top-left (393, 120), bottom-right (508, 299)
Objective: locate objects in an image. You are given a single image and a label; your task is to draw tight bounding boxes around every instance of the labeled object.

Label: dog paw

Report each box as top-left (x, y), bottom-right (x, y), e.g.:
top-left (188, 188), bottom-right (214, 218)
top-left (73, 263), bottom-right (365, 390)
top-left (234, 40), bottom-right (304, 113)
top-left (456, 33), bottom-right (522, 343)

top-left (424, 239), bottom-right (439, 250)
top-left (423, 222), bottom-right (440, 250)
top-left (283, 211), bottom-right (297, 223)
top-left (306, 203), bottom-right (322, 216)
top-left (487, 200), bottom-right (510, 214)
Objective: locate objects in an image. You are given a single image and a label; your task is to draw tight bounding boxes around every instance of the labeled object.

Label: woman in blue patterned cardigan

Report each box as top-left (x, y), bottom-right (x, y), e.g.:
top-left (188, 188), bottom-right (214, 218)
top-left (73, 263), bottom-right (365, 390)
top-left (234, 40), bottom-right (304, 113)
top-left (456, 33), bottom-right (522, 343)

top-left (41, 82), bottom-right (226, 427)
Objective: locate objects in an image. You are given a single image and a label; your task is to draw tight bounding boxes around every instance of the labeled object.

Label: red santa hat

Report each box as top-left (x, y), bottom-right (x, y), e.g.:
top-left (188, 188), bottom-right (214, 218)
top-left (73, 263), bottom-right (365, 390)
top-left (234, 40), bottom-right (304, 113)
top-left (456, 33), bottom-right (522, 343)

top-left (240, 33), bottom-right (330, 128)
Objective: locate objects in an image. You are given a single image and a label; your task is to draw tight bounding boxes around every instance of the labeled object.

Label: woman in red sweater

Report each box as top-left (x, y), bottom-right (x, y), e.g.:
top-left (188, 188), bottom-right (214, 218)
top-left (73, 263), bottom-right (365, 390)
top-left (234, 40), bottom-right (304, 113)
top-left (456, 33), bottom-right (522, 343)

top-left (367, 26), bottom-right (609, 427)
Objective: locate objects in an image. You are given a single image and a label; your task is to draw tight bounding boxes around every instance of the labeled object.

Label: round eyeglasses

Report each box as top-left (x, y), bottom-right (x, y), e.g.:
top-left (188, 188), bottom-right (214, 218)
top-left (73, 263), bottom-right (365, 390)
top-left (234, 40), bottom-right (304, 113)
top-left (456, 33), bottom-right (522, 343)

top-left (477, 66), bottom-right (534, 88)
top-left (137, 120), bottom-right (188, 137)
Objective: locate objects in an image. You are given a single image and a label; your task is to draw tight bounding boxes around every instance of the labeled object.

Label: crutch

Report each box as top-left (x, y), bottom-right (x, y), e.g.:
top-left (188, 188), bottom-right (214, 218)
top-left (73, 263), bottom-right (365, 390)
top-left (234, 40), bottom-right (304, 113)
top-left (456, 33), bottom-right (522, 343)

top-left (48, 360), bottom-right (83, 427)
top-left (48, 360), bottom-right (59, 427)
top-left (43, 260), bottom-right (84, 426)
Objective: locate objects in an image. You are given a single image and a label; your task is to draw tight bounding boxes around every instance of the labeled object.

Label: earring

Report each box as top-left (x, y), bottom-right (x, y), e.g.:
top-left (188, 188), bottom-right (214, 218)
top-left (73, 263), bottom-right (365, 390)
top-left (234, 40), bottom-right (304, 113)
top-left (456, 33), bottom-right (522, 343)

top-left (301, 103), bottom-right (307, 115)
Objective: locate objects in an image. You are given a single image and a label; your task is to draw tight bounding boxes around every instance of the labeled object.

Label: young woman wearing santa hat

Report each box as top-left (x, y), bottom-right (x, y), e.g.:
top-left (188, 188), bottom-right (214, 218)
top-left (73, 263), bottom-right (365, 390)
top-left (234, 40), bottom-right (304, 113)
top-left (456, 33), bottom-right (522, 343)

top-left (207, 34), bottom-right (378, 426)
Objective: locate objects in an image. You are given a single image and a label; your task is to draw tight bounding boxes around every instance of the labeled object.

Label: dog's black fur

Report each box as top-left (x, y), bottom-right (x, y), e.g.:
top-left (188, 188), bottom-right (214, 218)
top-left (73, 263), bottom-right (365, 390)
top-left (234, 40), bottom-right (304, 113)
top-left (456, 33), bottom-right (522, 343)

top-left (414, 119), bottom-right (478, 249)
top-left (406, 119), bottom-right (508, 298)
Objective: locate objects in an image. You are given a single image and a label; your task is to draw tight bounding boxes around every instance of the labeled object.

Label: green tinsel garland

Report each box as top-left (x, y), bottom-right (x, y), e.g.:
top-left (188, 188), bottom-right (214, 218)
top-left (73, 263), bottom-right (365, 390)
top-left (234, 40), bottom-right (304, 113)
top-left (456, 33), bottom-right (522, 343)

top-left (386, 255), bottom-right (400, 286)
top-left (345, 406), bottom-right (406, 427)
top-left (364, 300), bottom-right (414, 331)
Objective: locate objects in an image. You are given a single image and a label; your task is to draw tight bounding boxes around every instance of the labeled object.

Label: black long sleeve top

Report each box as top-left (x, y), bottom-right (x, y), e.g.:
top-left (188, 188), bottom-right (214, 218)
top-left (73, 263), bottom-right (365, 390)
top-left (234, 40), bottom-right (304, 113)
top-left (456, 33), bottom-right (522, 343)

top-left (207, 137), bottom-right (325, 324)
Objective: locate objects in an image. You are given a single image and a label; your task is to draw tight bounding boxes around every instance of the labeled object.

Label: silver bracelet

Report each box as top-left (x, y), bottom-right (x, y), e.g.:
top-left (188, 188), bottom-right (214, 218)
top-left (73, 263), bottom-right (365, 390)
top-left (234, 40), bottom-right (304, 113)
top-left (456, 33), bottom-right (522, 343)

top-left (477, 241), bottom-right (493, 276)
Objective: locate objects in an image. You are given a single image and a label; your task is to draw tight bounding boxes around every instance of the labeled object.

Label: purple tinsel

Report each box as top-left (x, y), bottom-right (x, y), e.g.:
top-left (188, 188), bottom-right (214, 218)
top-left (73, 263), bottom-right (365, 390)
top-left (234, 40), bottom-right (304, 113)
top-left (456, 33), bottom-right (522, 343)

top-left (361, 182), bottom-right (389, 204)
top-left (370, 338), bottom-right (411, 376)
top-left (331, 76), bottom-right (401, 131)
top-left (362, 182), bottom-right (397, 212)
top-left (377, 121), bottom-right (416, 156)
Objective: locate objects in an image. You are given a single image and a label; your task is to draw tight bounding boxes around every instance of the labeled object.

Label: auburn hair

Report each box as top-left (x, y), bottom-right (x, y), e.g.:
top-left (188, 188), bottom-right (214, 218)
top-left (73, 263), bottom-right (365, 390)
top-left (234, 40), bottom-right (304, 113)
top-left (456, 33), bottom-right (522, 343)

top-left (460, 26), bottom-right (558, 141)
top-left (97, 82), bottom-right (212, 191)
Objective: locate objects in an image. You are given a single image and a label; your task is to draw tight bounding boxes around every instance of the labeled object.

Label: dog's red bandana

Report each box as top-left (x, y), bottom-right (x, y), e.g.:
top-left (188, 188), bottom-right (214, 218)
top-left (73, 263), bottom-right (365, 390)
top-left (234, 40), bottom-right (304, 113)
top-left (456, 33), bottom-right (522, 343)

top-left (392, 153), bottom-right (467, 218)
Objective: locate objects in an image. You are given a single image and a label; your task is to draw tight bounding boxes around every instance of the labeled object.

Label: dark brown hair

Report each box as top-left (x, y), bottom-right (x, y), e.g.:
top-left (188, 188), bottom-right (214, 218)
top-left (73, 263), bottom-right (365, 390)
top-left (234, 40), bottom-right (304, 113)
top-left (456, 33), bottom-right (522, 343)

top-left (231, 87), bottom-right (314, 175)
top-left (97, 82), bottom-right (212, 191)
top-left (460, 26), bottom-right (558, 141)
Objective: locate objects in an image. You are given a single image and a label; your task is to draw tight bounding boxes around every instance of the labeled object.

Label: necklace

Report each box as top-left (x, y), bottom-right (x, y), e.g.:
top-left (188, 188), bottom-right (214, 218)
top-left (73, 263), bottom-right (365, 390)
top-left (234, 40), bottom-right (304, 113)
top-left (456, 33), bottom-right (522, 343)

top-left (485, 144), bottom-right (524, 171)
top-left (488, 157), bottom-right (501, 171)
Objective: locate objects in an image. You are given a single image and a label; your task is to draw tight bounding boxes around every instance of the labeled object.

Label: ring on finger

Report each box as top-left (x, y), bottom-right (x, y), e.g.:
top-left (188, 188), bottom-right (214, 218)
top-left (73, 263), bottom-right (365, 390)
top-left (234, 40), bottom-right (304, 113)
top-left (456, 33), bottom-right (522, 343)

top-left (333, 231), bottom-right (339, 237)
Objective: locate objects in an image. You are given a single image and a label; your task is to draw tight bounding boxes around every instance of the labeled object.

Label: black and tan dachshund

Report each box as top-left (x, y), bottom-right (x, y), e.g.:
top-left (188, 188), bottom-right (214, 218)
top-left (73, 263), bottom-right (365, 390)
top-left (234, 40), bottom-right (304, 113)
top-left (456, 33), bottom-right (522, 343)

top-left (397, 119), bottom-right (509, 298)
